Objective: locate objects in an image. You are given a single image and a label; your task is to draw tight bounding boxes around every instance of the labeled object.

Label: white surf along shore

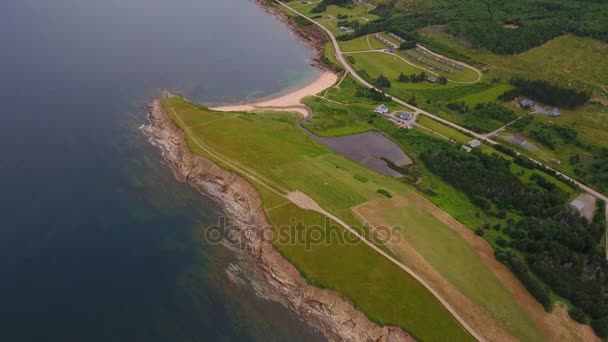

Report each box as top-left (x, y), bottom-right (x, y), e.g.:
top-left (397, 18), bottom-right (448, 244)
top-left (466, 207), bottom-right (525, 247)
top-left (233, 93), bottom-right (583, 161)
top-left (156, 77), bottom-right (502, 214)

top-left (211, 71), bottom-right (338, 117)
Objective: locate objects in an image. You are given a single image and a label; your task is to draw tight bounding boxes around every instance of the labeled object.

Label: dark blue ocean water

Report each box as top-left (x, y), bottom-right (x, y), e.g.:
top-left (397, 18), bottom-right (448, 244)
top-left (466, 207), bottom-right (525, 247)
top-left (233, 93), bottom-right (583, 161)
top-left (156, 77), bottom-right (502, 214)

top-left (0, 0), bottom-right (323, 340)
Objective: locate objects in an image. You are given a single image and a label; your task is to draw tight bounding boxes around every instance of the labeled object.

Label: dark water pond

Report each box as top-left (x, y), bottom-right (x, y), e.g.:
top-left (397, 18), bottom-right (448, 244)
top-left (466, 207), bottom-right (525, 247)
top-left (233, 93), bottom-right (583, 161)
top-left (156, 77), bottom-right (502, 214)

top-left (305, 130), bottom-right (412, 177)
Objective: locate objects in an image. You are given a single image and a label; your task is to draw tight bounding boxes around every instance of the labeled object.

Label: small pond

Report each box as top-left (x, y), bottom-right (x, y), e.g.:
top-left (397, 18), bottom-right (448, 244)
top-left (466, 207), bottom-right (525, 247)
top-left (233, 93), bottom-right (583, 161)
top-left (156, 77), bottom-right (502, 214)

top-left (304, 130), bottom-right (412, 178)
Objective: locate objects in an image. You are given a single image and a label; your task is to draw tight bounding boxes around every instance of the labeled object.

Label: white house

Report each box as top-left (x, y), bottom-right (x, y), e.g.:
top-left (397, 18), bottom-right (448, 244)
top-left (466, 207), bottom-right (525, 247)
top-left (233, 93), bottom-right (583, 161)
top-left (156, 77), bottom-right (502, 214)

top-left (549, 108), bottom-right (561, 117)
top-left (375, 104), bottom-right (388, 114)
top-left (569, 199), bottom-right (585, 213)
top-left (520, 98), bottom-right (534, 108)
top-left (467, 139), bottom-right (481, 149)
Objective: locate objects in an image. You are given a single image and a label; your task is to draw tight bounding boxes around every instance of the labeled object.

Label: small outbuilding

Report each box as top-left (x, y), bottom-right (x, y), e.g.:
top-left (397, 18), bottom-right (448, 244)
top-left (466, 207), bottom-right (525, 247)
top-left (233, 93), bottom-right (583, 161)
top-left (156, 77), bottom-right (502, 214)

top-left (569, 199), bottom-right (585, 213)
top-left (549, 108), bottom-right (561, 117)
top-left (375, 104), bottom-right (389, 114)
top-left (467, 139), bottom-right (481, 149)
top-left (520, 98), bottom-right (534, 108)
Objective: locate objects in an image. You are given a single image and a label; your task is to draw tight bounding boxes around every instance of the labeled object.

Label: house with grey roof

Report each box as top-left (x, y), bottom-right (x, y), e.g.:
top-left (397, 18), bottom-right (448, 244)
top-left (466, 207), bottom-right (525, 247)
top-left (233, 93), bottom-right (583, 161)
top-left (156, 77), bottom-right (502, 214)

top-left (374, 104), bottom-right (388, 114)
top-left (467, 139), bottom-right (481, 149)
top-left (520, 98), bottom-right (534, 108)
top-left (398, 111), bottom-right (413, 121)
top-left (569, 199), bottom-right (585, 213)
top-left (549, 108), bottom-right (561, 117)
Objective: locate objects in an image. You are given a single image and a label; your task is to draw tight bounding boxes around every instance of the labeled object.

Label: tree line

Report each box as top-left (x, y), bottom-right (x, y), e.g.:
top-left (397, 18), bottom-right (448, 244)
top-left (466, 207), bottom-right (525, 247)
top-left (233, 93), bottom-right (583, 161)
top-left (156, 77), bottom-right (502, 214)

top-left (341, 0), bottom-right (608, 55)
top-left (420, 146), bottom-right (608, 337)
top-left (510, 78), bottom-right (590, 109)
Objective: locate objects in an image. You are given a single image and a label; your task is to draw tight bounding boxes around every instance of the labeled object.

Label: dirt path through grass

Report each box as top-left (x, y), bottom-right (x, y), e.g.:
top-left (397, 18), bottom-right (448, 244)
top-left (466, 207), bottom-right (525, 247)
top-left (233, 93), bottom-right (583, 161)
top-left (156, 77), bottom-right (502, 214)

top-left (353, 193), bottom-right (600, 342)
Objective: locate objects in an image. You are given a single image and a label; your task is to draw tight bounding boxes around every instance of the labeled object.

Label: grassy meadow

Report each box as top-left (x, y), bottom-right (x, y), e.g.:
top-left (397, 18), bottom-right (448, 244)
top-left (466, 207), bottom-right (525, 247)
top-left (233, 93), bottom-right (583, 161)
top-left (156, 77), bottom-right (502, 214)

top-left (163, 96), bottom-right (474, 341)
top-left (418, 27), bottom-right (608, 94)
top-left (361, 195), bottom-right (545, 342)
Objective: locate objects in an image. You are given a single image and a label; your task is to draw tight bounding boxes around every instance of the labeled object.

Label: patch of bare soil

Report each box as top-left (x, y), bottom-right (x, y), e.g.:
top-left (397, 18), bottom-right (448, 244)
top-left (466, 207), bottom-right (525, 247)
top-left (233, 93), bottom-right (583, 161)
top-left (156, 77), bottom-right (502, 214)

top-left (591, 96), bottom-right (608, 107)
top-left (353, 192), bottom-right (600, 342)
top-left (571, 192), bottom-right (597, 221)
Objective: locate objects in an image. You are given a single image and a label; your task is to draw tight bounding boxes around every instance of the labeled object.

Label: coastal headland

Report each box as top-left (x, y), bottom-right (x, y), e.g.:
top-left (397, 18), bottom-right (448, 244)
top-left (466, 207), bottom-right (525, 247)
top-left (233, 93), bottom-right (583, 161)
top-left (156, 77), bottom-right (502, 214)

top-left (142, 96), bottom-right (416, 342)
top-left (141, 0), bottom-right (604, 341)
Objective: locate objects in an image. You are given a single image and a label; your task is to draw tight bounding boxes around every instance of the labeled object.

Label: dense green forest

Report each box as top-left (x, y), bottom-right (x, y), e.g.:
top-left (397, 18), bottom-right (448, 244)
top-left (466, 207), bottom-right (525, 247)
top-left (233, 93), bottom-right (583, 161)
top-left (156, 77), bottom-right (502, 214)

top-left (347, 0), bottom-right (608, 54)
top-left (311, 0), bottom-right (354, 13)
top-left (420, 147), bottom-right (608, 336)
top-left (509, 78), bottom-right (591, 108)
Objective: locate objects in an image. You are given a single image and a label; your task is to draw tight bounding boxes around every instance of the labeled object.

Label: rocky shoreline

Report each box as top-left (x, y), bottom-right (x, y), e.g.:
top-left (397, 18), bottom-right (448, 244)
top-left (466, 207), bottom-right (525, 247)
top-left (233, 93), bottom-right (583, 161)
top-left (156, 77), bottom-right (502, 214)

top-left (141, 97), bottom-right (413, 342)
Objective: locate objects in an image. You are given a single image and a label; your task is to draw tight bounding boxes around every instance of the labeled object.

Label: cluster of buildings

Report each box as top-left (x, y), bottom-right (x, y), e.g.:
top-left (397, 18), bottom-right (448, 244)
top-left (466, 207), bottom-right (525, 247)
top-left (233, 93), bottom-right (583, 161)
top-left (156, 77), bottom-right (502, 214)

top-left (375, 104), bottom-right (415, 128)
top-left (519, 98), bottom-right (561, 117)
top-left (403, 50), bottom-right (455, 74)
top-left (374, 33), bottom-right (398, 49)
top-left (415, 47), bottom-right (464, 71)
top-left (462, 139), bottom-right (481, 152)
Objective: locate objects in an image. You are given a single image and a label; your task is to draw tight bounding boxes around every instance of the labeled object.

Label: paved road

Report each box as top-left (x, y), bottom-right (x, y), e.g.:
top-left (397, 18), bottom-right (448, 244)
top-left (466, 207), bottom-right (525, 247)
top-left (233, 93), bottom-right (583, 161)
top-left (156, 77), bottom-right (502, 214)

top-left (277, 0), bottom-right (608, 206)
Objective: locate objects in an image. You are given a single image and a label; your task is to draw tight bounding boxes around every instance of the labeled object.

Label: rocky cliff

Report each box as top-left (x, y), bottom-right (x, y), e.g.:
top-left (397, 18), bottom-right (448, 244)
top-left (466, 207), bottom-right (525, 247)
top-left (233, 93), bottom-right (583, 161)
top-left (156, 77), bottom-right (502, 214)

top-left (141, 98), bottom-right (414, 342)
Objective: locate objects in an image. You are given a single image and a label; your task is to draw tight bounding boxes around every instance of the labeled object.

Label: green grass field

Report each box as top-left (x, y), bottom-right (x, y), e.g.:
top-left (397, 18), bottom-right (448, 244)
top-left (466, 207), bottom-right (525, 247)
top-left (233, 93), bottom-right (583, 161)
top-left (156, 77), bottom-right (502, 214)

top-left (416, 115), bottom-right (472, 144)
top-left (456, 84), bottom-right (515, 107)
top-left (265, 194), bottom-right (471, 341)
top-left (338, 35), bottom-right (372, 52)
top-left (164, 95), bottom-right (556, 341)
top-left (301, 96), bottom-right (377, 136)
top-left (375, 201), bottom-right (545, 342)
top-left (163, 96), bottom-right (474, 341)
top-left (419, 27), bottom-right (608, 94)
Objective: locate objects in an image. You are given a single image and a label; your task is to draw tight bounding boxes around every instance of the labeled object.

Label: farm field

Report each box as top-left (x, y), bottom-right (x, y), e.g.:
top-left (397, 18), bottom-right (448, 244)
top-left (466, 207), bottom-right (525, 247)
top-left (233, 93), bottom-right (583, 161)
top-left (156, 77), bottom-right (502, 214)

top-left (163, 96), bottom-right (474, 341)
top-left (353, 193), bottom-right (545, 342)
top-left (456, 84), bottom-right (515, 107)
top-left (266, 194), bottom-right (470, 342)
top-left (161, 94), bottom-right (578, 341)
top-left (338, 35), bottom-right (373, 52)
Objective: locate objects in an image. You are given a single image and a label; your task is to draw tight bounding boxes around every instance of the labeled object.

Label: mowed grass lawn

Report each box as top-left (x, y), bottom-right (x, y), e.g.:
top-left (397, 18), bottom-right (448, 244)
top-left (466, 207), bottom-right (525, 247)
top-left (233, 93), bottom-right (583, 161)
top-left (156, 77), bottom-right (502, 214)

top-left (301, 96), bottom-right (376, 136)
top-left (394, 50), bottom-right (480, 83)
top-left (163, 97), bottom-right (473, 341)
top-left (456, 83), bottom-right (514, 107)
top-left (375, 200), bottom-right (545, 342)
top-left (339, 35), bottom-right (373, 52)
top-left (265, 194), bottom-right (472, 341)
top-left (416, 115), bottom-right (472, 144)
top-left (346, 51), bottom-right (477, 95)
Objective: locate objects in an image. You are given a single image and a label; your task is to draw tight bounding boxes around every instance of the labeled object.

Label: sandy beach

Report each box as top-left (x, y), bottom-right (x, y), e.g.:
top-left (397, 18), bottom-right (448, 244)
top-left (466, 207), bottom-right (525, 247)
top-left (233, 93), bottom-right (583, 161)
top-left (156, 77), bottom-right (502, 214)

top-left (211, 71), bottom-right (338, 116)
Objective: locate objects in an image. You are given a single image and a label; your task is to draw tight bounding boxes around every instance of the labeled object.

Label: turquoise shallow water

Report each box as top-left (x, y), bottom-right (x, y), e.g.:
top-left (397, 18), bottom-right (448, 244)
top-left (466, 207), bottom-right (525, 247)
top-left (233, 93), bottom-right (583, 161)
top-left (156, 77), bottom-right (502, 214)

top-left (0, 0), bottom-right (323, 340)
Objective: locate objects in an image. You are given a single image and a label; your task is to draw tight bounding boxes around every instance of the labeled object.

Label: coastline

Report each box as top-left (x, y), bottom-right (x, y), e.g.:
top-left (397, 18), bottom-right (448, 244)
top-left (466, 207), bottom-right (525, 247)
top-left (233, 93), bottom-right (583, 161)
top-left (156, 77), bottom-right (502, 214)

top-left (211, 71), bottom-right (337, 117)
top-left (141, 97), bottom-right (414, 342)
